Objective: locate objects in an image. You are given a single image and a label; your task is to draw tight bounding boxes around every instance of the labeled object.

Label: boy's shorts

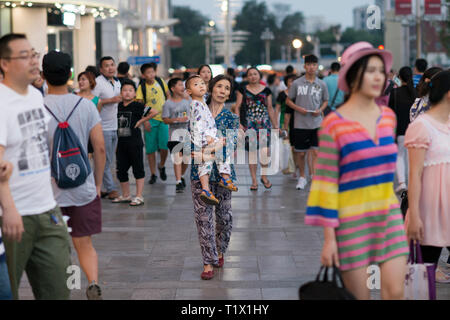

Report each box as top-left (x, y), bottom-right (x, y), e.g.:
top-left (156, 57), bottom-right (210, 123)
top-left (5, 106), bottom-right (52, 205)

top-left (144, 119), bottom-right (169, 154)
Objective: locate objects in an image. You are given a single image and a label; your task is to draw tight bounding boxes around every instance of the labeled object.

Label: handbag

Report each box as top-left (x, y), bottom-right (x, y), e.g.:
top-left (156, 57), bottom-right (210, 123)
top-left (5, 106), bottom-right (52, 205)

top-left (299, 265), bottom-right (356, 300)
top-left (404, 240), bottom-right (436, 300)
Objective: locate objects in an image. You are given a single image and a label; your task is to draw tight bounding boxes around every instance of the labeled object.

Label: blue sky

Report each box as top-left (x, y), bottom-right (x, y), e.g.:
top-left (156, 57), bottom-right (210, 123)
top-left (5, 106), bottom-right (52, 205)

top-left (172, 0), bottom-right (375, 29)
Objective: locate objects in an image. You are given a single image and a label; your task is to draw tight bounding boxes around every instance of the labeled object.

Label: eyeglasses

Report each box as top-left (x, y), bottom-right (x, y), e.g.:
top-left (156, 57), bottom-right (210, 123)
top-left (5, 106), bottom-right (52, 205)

top-left (2, 51), bottom-right (40, 61)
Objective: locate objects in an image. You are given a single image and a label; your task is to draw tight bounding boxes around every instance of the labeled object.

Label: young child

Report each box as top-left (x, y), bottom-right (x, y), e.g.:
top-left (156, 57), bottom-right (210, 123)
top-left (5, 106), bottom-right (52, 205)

top-left (186, 75), bottom-right (237, 206)
top-left (162, 77), bottom-right (190, 193)
top-left (113, 79), bottom-right (158, 206)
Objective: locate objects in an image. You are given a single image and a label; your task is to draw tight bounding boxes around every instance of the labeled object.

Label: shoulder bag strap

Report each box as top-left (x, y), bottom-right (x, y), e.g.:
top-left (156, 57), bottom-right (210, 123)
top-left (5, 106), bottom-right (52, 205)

top-left (330, 87), bottom-right (340, 108)
top-left (44, 105), bottom-right (62, 123)
top-left (156, 77), bottom-right (167, 100)
top-left (65, 97), bottom-right (84, 122)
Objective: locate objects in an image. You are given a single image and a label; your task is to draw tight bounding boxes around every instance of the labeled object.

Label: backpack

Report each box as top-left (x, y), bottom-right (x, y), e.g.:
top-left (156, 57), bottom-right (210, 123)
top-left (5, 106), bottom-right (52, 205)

top-left (44, 97), bottom-right (92, 189)
top-left (139, 77), bottom-right (167, 104)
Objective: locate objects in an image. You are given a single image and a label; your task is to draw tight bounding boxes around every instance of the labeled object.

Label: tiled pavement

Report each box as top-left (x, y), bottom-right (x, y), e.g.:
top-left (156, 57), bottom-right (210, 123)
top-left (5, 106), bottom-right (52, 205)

top-left (18, 160), bottom-right (450, 300)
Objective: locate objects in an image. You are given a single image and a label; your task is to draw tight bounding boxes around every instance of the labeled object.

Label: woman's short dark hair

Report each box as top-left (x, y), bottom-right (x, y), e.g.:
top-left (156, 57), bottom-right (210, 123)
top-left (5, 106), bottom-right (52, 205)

top-left (206, 75), bottom-right (233, 105)
top-left (417, 67), bottom-right (443, 98)
top-left (429, 70), bottom-right (450, 105)
top-left (345, 54), bottom-right (387, 94)
top-left (245, 66), bottom-right (262, 79)
top-left (197, 64), bottom-right (213, 81)
top-left (77, 71), bottom-right (96, 90)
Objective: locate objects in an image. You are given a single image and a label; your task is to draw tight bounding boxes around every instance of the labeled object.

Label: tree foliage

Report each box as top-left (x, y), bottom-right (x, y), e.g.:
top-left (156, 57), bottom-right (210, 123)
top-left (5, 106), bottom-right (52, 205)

top-left (233, 0), bottom-right (277, 65)
top-left (171, 6), bottom-right (208, 67)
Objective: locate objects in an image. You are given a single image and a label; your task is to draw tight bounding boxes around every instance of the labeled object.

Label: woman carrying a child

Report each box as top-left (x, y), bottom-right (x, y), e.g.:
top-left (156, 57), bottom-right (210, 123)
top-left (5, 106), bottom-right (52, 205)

top-left (190, 75), bottom-right (240, 280)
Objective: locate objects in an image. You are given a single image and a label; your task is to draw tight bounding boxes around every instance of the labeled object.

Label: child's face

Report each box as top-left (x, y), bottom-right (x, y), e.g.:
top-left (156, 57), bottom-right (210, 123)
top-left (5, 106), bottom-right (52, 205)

top-left (172, 81), bottom-right (185, 96)
top-left (121, 84), bottom-right (136, 101)
top-left (187, 78), bottom-right (206, 98)
top-left (143, 67), bottom-right (156, 81)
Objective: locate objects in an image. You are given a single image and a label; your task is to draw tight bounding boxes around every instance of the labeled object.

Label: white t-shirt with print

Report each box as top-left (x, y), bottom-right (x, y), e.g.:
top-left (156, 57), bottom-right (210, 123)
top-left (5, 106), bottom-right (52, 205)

top-left (0, 84), bottom-right (56, 216)
top-left (92, 75), bottom-right (121, 131)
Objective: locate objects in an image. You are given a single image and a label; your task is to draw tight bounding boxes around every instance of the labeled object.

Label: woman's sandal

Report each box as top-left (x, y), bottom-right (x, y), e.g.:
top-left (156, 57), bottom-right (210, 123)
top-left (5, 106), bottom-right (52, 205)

top-left (111, 195), bottom-right (132, 203)
top-left (129, 197), bottom-right (144, 206)
top-left (250, 185), bottom-right (258, 191)
top-left (260, 178), bottom-right (272, 189)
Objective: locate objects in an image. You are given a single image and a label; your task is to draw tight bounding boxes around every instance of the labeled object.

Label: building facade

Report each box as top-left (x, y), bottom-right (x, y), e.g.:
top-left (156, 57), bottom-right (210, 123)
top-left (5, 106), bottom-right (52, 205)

top-left (0, 0), bottom-right (118, 77)
top-left (97, 0), bottom-right (178, 77)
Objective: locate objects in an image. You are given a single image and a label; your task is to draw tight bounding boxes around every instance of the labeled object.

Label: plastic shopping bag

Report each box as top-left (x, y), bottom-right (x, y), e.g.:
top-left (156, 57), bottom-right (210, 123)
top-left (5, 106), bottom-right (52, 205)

top-left (404, 241), bottom-right (436, 300)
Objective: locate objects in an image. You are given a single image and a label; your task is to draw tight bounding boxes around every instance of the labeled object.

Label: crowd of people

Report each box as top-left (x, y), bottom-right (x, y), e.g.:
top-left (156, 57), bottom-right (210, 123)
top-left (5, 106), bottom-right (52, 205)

top-left (0, 31), bottom-right (449, 300)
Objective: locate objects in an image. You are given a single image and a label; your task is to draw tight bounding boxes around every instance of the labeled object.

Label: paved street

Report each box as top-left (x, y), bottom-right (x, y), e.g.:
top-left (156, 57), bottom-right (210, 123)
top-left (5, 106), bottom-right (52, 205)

top-left (18, 159), bottom-right (450, 300)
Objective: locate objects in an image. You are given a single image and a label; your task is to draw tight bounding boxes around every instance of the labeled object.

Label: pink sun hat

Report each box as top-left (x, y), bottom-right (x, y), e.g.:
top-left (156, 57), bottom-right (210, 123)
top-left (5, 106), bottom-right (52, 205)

top-left (338, 41), bottom-right (393, 93)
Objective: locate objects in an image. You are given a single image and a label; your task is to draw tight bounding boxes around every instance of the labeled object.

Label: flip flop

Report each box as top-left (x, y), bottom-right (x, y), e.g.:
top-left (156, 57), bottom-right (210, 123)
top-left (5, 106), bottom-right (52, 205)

top-left (250, 185), bottom-right (258, 191)
top-left (260, 178), bottom-right (272, 189)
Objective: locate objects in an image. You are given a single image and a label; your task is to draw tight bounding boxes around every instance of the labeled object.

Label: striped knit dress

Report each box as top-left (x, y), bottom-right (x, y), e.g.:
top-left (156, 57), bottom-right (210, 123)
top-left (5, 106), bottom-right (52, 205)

top-left (305, 106), bottom-right (409, 271)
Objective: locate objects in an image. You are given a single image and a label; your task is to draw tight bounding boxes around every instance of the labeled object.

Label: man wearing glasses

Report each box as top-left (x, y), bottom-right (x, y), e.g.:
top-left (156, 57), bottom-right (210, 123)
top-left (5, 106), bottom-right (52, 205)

top-left (0, 34), bottom-right (71, 300)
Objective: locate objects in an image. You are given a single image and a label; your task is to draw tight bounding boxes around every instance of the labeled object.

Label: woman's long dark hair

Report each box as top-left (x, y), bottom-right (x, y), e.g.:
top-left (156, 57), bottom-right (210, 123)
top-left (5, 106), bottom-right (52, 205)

top-left (398, 66), bottom-right (415, 98)
top-left (416, 67), bottom-right (443, 98)
top-left (197, 64), bottom-right (213, 82)
top-left (206, 74), bottom-right (233, 105)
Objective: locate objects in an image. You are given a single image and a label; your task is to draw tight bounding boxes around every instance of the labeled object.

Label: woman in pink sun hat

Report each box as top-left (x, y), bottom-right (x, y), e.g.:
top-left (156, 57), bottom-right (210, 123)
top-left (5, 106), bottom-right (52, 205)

top-left (305, 42), bottom-right (409, 299)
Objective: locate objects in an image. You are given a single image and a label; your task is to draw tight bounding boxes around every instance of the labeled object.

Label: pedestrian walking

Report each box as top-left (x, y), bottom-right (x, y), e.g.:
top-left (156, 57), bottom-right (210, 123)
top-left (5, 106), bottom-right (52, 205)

top-left (305, 42), bottom-right (409, 300)
top-left (0, 33), bottom-right (71, 300)
top-left (162, 77), bottom-right (190, 193)
top-left (286, 54), bottom-right (329, 190)
top-left (113, 79), bottom-right (158, 206)
top-left (43, 50), bottom-right (106, 300)
top-left (275, 74), bottom-right (297, 175)
top-left (413, 58), bottom-right (428, 88)
top-left (136, 62), bottom-right (170, 185)
top-left (92, 56), bottom-right (122, 200)
top-left (323, 62), bottom-right (344, 113)
top-left (190, 75), bottom-right (239, 280)
top-left (410, 67), bottom-right (443, 122)
top-left (235, 67), bottom-right (278, 190)
top-left (388, 66), bottom-right (416, 193)
top-left (405, 70), bottom-right (450, 284)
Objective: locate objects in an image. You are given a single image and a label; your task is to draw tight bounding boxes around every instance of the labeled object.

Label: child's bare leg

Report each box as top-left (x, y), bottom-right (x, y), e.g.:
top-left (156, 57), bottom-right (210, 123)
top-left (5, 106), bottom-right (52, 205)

top-left (200, 174), bottom-right (211, 192)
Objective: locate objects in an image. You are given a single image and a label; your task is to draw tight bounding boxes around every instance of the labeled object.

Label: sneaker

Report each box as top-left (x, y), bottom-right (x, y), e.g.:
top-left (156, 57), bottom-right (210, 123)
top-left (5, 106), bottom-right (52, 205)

top-left (395, 183), bottom-right (407, 193)
top-left (148, 174), bottom-right (157, 184)
top-left (86, 281), bottom-right (102, 300)
top-left (296, 177), bottom-right (307, 190)
top-left (159, 167), bottom-right (167, 181)
top-left (176, 182), bottom-right (184, 193)
top-left (181, 177), bottom-right (186, 188)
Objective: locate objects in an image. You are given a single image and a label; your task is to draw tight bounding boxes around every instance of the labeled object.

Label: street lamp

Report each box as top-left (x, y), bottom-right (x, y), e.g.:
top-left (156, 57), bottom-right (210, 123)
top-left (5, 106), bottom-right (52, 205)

top-left (292, 39), bottom-right (302, 64)
top-left (261, 27), bottom-right (274, 65)
top-left (201, 21), bottom-right (215, 65)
